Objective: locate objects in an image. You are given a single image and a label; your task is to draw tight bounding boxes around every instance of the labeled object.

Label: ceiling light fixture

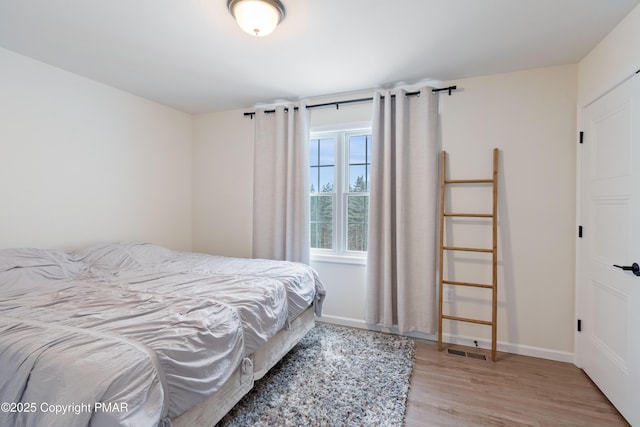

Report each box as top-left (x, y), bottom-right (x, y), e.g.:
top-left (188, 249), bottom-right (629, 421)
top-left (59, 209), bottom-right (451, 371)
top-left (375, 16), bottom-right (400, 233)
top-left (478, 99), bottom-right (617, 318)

top-left (228, 0), bottom-right (285, 37)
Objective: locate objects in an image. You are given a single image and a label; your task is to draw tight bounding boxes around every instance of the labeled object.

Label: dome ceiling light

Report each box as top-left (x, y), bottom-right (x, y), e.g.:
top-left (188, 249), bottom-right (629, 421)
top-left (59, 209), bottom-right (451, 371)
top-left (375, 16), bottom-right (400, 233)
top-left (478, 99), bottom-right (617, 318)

top-left (227, 0), bottom-right (286, 37)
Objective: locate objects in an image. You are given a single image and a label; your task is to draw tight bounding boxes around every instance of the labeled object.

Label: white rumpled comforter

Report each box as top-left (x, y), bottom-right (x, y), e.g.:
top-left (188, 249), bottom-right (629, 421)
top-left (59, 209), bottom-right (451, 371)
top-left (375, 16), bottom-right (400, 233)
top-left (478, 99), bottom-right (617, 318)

top-left (76, 242), bottom-right (327, 320)
top-left (0, 243), bottom-right (325, 427)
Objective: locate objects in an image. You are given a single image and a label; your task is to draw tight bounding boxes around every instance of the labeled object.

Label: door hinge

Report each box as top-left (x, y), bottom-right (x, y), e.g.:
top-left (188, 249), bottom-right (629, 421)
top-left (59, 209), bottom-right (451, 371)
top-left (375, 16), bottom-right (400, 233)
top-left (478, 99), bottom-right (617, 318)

top-left (578, 226), bottom-right (583, 238)
top-left (579, 131), bottom-right (584, 144)
top-left (577, 319), bottom-right (582, 332)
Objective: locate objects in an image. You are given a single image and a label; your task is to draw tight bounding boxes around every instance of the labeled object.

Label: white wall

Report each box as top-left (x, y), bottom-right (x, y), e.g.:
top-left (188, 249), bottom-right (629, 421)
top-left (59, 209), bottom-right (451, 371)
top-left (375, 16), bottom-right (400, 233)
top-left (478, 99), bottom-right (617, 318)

top-left (0, 48), bottom-right (193, 251)
top-left (192, 67), bottom-right (579, 361)
top-left (440, 65), bottom-right (578, 361)
top-left (192, 110), bottom-right (254, 257)
top-left (578, 3), bottom-right (640, 105)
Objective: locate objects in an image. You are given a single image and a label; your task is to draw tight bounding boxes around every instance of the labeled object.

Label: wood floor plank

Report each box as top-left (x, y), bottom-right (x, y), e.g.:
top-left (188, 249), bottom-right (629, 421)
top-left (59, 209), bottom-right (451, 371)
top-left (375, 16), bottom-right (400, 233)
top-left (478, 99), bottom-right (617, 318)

top-left (404, 340), bottom-right (629, 427)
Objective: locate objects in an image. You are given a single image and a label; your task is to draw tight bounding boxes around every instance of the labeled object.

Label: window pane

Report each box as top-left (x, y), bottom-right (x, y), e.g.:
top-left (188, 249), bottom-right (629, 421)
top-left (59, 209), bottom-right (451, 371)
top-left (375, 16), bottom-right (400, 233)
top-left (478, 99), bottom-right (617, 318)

top-left (310, 139), bottom-right (319, 166)
top-left (349, 134), bottom-right (370, 192)
top-left (311, 138), bottom-right (335, 193)
top-left (347, 195), bottom-right (368, 251)
top-left (318, 223), bottom-right (333, 249)
top-left (310, 195), bottom-right (333, 249)
top-left (309, 166), bottom-right (317, 193)
top-left (319, 138), bottom-right (335, 166)
top-left (349, 135), bottom-right (367, 164)
top-left (310, 196), bottom-right (318, 221)
top-left (317, 195), bottom-right (333, 222)
top-left (349, 165), bottom-right (367, 192)
top-left (347, 224), bottom-right (367, 251)
top-left (319, 166), bottom-right (334, 192)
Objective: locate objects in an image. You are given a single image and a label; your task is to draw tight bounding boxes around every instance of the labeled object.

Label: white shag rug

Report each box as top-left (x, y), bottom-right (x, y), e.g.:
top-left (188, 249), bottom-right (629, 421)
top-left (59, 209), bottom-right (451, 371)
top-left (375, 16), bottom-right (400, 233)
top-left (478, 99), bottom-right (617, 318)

top-left (218, 323), bottom-right (416, 426)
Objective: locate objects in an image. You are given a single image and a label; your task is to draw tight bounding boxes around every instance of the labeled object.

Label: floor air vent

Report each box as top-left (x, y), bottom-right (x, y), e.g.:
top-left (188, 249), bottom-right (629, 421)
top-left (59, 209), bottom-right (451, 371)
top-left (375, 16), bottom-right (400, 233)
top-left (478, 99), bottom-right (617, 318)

top-left (446, 348), bottom-right (487, 361)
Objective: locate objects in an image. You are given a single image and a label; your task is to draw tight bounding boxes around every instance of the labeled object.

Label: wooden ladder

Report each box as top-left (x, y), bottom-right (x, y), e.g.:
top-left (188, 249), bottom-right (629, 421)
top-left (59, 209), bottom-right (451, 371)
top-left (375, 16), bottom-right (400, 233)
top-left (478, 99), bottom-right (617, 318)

top-left (437, 148), bottom-right (499, 362)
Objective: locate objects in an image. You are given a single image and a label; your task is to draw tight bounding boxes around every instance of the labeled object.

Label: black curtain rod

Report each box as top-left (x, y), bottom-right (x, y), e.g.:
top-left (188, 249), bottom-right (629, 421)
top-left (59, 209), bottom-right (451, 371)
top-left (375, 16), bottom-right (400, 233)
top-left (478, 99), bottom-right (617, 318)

top-left (243, 85), bottom-right (457, 118)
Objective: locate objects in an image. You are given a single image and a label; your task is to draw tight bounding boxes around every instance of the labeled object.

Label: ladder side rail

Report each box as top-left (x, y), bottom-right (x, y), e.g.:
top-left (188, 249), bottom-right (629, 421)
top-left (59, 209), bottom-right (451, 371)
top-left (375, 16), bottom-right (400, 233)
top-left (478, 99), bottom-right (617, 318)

top-left (437, 151), bottom-right (447, 352)
top-left (491, 148), bottom-right (499, 361)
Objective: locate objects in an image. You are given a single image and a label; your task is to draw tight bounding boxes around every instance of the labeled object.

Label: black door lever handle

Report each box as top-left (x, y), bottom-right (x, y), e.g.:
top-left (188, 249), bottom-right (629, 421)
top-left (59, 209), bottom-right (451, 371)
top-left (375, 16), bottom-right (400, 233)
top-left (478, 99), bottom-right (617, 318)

top-left (613, 263), bottom-right (640, 276)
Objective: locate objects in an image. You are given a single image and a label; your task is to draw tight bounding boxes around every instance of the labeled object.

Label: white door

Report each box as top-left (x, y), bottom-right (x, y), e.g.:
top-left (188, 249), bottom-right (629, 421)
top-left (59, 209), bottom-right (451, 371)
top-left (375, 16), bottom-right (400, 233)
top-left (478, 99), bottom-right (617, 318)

top-left (578, 71), bottom-right (640, 426)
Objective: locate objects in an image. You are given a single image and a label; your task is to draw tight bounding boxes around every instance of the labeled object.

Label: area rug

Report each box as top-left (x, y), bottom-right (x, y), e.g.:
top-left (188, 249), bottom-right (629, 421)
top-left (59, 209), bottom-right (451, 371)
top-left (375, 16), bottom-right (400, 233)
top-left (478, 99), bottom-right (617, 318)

top-left (218, 323), bottom-right (416, 426)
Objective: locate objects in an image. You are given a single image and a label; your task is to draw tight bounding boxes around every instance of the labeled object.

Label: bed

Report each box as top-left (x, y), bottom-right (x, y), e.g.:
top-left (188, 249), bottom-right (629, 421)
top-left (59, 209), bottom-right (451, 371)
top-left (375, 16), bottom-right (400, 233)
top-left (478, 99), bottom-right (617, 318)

top-left (0, 243), bottom-right (325, 426)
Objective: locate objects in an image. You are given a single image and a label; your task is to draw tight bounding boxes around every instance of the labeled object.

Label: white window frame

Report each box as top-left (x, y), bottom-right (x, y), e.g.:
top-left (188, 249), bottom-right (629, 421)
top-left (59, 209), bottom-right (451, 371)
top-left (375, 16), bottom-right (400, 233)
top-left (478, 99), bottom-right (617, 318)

top-left (310, 125), bottom-right (371, 264)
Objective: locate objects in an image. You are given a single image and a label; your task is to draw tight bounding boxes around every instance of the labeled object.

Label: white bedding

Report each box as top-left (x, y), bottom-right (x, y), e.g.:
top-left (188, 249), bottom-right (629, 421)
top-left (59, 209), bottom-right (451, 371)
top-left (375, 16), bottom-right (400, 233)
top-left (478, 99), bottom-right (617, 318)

top-left (0, 248), bottom-right (246, 426)
top-left (77, 242), bottom-right (327, 320)
top-left (0, 243), bottom-right (325, 427)
top-left (85, 269), bottom-right (289, 355)
top-left (0, 316), bottom-right (168, 427)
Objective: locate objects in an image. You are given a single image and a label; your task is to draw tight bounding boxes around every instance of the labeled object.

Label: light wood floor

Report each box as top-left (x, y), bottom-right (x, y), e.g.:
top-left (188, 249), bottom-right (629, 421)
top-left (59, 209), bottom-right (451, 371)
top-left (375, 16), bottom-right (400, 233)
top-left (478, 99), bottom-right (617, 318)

top-left (404, 340), bottom-right (629, 426)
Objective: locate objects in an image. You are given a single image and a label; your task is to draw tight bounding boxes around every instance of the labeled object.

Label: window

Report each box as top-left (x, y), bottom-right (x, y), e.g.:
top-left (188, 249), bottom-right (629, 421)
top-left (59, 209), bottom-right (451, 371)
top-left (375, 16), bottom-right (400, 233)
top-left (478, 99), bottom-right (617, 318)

top-left (310, 129), bottom-right (371, 258)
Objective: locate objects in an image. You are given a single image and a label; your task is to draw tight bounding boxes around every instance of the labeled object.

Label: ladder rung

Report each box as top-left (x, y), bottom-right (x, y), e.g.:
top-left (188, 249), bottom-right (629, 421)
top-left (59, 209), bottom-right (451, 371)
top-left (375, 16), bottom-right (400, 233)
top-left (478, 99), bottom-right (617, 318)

top-left (443, 246), bottom-right (493, 253)
top-left (442, 314), bottom-right (493, 326)
top-left (445, 179), bottom-right (493, 184)
top-left (444, 213), bottom-right (493, 218)
top-left (443, 280), bottom-right (493, 289)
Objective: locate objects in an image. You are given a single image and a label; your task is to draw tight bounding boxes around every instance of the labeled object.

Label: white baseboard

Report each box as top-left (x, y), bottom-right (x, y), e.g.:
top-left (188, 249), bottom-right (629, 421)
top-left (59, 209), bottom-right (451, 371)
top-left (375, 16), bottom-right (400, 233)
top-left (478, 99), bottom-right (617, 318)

top-left (318, 314), bottom-right (574, 364)
top-left (440, 333), bottom-right (574, 363)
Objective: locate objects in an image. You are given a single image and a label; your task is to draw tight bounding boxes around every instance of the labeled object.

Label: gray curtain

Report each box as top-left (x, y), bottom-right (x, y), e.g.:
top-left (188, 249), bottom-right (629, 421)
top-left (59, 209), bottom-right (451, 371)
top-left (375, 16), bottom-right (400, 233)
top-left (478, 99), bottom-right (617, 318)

top-left (365, 87), bottom-right (438, 334)
top-left (252, 104), bottom-right (311, 263)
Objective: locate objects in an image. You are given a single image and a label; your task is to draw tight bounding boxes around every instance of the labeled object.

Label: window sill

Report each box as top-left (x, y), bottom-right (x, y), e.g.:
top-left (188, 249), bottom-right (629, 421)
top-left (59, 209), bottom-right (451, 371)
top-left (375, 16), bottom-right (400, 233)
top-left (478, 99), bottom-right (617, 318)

top-left (310, 253), bottom-right (367, 265)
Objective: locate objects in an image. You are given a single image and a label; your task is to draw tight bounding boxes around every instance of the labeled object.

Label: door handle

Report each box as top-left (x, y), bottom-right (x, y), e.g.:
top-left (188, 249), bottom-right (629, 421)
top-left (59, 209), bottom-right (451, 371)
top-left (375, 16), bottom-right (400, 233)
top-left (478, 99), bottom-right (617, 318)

top-left (613, 263), bottom-right (640, 276)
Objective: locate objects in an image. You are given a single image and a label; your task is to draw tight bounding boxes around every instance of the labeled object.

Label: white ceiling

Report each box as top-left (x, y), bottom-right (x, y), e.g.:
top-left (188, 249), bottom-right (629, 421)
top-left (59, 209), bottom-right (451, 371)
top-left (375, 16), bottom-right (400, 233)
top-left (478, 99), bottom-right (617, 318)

top-left (0, 0), bottom-right (638, 114)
